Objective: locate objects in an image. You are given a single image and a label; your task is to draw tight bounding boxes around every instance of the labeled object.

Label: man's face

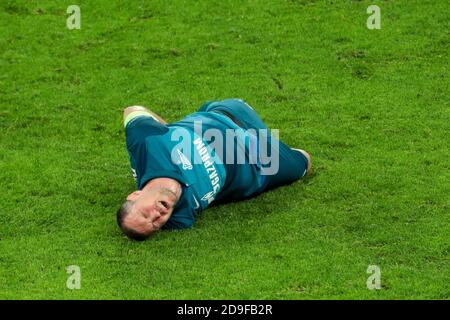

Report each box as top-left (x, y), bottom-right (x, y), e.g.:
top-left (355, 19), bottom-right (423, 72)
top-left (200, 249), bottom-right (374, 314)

top-left (123, 186), bottom-right (178, 236)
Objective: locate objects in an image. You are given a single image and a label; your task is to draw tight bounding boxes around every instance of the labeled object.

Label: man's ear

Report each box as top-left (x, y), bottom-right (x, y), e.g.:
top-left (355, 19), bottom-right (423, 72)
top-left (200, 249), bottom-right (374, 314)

top-left (127, 190), bottom-right (143, 201)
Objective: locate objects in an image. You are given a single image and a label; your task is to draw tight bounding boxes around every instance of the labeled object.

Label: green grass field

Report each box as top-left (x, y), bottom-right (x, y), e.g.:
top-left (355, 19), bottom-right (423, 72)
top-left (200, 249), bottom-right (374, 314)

top-left (0, 0), bottom-right (449, 299)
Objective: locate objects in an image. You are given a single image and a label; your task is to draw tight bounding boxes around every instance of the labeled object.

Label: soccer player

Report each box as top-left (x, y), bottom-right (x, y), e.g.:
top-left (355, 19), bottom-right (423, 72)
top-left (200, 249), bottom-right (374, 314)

top-left (117, 99), bottom-right (311, 240)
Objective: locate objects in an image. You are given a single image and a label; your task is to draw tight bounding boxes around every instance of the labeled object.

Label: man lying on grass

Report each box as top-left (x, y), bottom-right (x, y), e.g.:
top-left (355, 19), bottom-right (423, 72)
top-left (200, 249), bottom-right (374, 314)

top-left (117, 99), bottom-right (311, 240)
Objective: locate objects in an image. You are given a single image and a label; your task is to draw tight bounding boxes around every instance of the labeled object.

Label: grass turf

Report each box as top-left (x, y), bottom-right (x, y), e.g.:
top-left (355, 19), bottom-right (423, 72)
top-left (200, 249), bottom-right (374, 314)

top-left (0, 0), bottom-right (449, 299)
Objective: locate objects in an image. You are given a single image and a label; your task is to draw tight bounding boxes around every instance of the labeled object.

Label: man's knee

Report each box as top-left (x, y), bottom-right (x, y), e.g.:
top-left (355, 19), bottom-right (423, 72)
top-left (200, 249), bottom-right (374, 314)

top-left (123, 106), bottom-right (148, 121)
top-left (235, 98), bottom-right (254, 110)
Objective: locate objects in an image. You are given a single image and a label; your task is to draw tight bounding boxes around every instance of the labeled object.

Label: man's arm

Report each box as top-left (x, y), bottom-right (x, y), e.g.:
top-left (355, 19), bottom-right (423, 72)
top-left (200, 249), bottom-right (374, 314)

top-left (123, 106), bottom-right (168, 125)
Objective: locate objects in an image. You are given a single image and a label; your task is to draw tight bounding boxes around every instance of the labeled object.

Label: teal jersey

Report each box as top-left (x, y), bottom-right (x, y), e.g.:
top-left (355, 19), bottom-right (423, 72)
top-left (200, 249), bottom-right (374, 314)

top-left (125, 111), bottom-right (266, 230)
top-left (175, 112), bottom-right (267, 202)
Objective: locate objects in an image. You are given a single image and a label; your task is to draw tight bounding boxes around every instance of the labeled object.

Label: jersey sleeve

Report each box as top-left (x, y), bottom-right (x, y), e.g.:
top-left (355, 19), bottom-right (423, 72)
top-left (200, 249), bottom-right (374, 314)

top-left (163, 207), bottom-right (195, 230)
top-left (162, 193), bottom-right (196, 230)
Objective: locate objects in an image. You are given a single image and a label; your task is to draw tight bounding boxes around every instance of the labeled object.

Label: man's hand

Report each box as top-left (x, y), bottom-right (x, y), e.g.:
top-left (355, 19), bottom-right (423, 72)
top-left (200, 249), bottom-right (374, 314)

top-left (123, 106), bottom-right (167, 125)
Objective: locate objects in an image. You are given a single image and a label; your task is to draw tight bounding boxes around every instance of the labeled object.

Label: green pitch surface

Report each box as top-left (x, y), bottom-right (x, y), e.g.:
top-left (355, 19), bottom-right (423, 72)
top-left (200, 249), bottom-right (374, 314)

top-left (1, 0), bottom-right (449, 299)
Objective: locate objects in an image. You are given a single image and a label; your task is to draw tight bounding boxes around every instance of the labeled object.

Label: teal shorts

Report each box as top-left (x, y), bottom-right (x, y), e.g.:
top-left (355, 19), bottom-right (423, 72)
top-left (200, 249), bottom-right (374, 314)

top-left (198, 98), bottom-right (308, 192)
